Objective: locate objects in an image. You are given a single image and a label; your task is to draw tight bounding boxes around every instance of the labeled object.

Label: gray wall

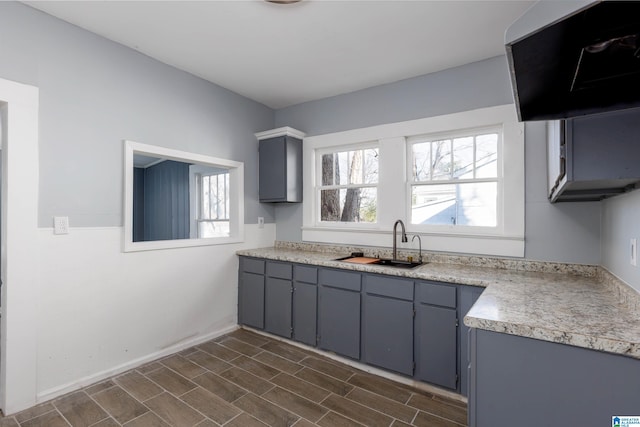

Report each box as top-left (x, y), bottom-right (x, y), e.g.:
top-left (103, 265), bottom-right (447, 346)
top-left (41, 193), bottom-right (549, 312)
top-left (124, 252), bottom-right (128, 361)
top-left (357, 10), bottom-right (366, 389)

top-left (0, 2), bottom-right (276, 228)
top-left (602, 190), bottom-right (640, 291)
top-left (275, 56), bottom-right (601, 264)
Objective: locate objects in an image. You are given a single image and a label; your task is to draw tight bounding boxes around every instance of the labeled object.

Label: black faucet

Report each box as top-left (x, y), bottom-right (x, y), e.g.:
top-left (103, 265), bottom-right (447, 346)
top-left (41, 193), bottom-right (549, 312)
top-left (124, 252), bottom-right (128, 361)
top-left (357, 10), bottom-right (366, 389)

top-left (392, 220), bottom-right (408, 261)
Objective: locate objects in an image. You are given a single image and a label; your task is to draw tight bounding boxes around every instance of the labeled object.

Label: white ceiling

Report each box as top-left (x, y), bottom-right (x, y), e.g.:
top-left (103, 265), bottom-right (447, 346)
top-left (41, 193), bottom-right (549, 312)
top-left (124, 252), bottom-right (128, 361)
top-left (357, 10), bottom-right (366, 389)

top-left (25, 0), bottom-right (534, 109)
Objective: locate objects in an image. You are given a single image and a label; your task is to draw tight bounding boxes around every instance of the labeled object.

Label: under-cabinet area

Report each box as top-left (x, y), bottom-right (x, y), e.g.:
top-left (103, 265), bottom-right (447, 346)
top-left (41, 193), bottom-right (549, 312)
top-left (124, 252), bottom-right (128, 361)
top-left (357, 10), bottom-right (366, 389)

top-left (238, 256), bottom-right (483, 397)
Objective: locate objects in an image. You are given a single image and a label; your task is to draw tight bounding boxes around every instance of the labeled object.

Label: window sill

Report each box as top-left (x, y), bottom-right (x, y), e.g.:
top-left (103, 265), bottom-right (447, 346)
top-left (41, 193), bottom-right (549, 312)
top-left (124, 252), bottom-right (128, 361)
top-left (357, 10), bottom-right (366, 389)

top-left (301, 227), bottom-right (524, 258)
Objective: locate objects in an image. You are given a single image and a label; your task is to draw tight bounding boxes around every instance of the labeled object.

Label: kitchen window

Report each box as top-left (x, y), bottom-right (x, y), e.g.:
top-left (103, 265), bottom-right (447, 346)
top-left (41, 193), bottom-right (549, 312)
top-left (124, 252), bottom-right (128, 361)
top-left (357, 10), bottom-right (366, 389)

top-left (316, 144), bottom-right (379, 225)
top-left (302, 104), bottom-right (524, 257)
top-left (408, 128), bottom-right (500, 228)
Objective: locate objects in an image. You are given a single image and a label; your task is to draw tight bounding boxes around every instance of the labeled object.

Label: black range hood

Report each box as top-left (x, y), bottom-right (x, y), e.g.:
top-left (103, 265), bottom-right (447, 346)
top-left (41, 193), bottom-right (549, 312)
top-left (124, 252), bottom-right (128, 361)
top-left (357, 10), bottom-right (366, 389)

top-left (506, 0), bottom-right (640, 121)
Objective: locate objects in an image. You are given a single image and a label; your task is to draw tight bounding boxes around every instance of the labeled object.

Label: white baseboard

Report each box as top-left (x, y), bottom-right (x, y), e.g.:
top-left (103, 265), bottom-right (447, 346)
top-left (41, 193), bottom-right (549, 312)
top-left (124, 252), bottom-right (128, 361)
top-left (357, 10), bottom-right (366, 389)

top-left (36, 324), bottom-right (239, 404)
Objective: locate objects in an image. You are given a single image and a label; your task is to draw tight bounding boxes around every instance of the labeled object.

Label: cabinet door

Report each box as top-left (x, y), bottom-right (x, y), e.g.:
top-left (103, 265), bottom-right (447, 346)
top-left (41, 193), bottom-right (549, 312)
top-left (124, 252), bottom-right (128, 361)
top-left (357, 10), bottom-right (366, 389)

top-left (239, 272), bottom-right (264, 329)
top-left (363, 294), bottom-right (413, 375)
top-left (264, 277), bottom-right (293, 338)
top-left (459, 285), bottom-right (484, 396)
top-left (259, 137), bottom-right (286, 202)
top-left (293, 281), bottom-right (317, 346)
top-left (415, 303), bottom-right (457, 389)
top-left (318, 286), bottom-right (360, 360)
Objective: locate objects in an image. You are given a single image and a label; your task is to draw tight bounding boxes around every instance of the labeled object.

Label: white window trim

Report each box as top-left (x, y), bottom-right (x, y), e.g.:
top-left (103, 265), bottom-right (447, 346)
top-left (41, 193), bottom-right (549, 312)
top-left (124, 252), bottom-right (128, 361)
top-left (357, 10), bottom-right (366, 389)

top-left (302, 104), bottom-right (525, 257)
top-left (124, 140), bottom-right (244, 252)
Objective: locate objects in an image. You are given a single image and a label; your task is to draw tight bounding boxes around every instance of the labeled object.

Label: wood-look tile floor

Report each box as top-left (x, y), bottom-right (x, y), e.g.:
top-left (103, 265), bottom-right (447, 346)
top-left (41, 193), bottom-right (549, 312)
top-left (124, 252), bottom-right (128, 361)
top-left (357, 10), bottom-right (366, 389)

top-left (0, 329), bottom-right (467, 427)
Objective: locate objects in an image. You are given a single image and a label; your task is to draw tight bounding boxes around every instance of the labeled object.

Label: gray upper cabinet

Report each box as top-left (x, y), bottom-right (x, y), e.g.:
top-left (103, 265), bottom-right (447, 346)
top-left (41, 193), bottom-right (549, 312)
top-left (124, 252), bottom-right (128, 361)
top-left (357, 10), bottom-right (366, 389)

top-left (256, 127), bottom-right (306, 203)
top-left (362, 275), bottom-right (414, 376)
top-left (318, 269), bottom-right (362, 360)
top-left (548, 107), bottom-right (640, 202)
top-left (414, 281), bottom-right (458, 390)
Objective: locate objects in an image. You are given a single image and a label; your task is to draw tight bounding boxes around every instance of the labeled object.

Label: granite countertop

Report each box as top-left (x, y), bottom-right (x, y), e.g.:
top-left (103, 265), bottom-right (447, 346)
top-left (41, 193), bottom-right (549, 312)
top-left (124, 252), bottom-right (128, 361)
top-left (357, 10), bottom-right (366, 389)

top-left (237, 245), bottom-right (640, 360)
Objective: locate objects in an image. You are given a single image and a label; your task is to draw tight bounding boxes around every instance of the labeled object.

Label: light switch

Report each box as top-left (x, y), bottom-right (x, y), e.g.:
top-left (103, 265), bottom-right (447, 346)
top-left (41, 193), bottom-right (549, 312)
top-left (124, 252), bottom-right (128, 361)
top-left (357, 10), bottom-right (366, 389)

top-left (54, 216), bottom-right (69, 235)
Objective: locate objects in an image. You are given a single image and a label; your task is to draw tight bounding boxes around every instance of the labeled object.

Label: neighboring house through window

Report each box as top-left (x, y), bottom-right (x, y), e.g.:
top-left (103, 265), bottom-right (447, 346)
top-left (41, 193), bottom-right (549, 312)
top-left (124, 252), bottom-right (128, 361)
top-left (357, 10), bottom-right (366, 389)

top-left (408, 127), bottom-right (500, 228)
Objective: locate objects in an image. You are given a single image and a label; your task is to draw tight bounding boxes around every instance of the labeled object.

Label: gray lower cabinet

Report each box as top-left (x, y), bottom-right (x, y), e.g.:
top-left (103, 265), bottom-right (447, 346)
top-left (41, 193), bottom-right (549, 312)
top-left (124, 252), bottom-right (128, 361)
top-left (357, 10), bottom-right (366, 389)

top-left (318, 268), bottom-right (361, 360)
top-left (469, 328), bottom-right (640, 427)
top-left (293, 265), bottom-right (318, 346)
top-left (238, 256), bottom-right (486, 396)
top-left (238, 257), bottom-right (265, 329)
top-left (459, 284), bottom-right (484, 397)
top-left (414, 281), bottom-right (458, 390)
top-left (362, 275), bottom-right (414, 376)
top-left (264, 261), bottom-right (293, 338)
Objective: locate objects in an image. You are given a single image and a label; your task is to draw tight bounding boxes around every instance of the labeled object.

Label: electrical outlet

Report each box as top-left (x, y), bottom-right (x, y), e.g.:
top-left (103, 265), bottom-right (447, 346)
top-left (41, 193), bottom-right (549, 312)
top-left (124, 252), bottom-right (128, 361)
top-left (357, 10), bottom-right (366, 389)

top-left (631, 238), bottom-right (637, 267)
top-left (54, 216), bottom-right (69, 235)
top-left (258, 217), bottom-right (264, 229)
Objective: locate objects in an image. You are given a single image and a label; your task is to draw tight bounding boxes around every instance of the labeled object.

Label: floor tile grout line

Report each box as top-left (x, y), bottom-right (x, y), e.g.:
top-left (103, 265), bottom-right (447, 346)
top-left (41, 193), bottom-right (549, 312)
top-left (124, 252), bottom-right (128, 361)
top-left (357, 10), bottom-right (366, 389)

top-left (95, 380), bottom-right (154, 424)
top-left (260, 384), bottom-right (329, 422)
top-left (86, 416), bottom-right (121, 427)
top-left (235, 388), bottom-right (308, 425)
top-left (343, 386), bottom-right (420, 423)
top-left (72, 389), bottom-right (112, 426)
top-left (415, 408), bottom-right (466, 426)
top-left (184, 349), bottom-right (232, 374)
top-left (13, 407), bottom-right (57, 425)
top-left (295, 364), bottom-right (355, 388)
top-left (113, 373), bottom-right (164, 403)
top-left (225, 332), bottom-right (271, 349)
top-left (322, 388), bottom-right (401, 426)
top-left (299, 357), bottom-right (358, 383)
top-left (139, 361), bottom-right (203, 401)
top-left (50, 406), bottom-right (73, 427)
top-left (291, 368), bottom-right (351, 399)
top-left (169, 385), bottom-right (235, 426)
top-left (86, 389), bottom-right (125, 426)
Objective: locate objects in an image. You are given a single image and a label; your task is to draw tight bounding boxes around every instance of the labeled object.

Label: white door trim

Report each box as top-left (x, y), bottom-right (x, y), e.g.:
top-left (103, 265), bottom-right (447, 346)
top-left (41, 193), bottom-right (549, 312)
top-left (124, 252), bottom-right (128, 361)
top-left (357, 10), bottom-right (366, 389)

top-left (0, 77), bottom-right (40, 414)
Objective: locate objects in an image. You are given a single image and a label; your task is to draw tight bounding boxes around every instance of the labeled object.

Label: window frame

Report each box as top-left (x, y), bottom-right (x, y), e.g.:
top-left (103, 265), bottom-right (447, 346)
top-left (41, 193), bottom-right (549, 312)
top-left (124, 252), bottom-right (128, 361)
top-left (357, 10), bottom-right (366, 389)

top-left (124, 140), bottom-right (244, 252)
top-left (406, 125), bottom-right (503, 234)
top-left (314, 141), bottom-right (380, 228)
top-left (302, 104), bottom-right (524, 257)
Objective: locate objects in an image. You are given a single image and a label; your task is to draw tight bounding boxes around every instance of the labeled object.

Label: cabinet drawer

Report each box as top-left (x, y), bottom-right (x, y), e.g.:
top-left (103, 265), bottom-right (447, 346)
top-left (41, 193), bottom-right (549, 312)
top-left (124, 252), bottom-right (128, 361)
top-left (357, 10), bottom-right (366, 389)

top-left (364, 275), bottom-right (413, 301)
top-left (294, 265), bottom-right (317, 284)
top-left (242, 258), bottom-right (265, 275)
top-left (416, 281), bottom-right (456, 308)
top-left (266, 261), bottom-right (292, 280)
top-left (319, 269), bottom-right (361, 292)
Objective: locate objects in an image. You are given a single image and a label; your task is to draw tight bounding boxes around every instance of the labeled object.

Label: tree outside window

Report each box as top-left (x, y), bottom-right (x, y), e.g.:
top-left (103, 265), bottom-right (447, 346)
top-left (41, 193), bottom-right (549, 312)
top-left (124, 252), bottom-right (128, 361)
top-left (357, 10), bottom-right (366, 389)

top-left (318, 147), bottom-right (378, 223)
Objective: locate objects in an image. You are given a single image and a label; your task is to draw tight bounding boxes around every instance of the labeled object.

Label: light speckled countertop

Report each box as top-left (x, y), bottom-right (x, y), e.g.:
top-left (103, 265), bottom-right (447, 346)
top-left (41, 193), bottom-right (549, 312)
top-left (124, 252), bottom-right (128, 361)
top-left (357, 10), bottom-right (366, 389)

top-left (237, 244), bottom-right (640, 360)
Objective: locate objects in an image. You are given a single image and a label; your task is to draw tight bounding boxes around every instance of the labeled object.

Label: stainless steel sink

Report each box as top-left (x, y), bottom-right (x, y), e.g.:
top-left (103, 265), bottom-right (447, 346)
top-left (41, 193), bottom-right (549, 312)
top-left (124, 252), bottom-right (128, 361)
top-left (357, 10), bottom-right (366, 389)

top-left (334, 256), bottom-right (424, 269)
top-left (374, 258), bottom-right (424, 269)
